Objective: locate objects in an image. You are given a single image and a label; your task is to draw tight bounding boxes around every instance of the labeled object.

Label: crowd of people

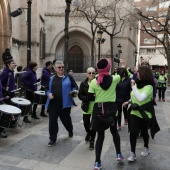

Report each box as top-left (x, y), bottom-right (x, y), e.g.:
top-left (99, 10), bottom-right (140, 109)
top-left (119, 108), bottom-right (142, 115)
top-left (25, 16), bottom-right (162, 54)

top-left (0, 48), bottom-right (166, 170)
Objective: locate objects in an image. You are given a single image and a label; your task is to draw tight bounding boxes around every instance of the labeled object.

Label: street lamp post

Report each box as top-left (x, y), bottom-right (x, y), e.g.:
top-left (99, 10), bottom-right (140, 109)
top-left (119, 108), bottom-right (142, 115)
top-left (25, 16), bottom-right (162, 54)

top-left (117, 44), bottom-right (122, 66)
top-left (140, 56), bottom-right (144, 63)
top-left (27, 0), bottom-right (32, 68)
top-left (9, 1), bottom-right (32, 68)
top-left (96, 30), bottom-right (105, 62)
top-left (64, 0), bottom-right (72, 69)
top-left (134, 50), bottom-right (138, 66)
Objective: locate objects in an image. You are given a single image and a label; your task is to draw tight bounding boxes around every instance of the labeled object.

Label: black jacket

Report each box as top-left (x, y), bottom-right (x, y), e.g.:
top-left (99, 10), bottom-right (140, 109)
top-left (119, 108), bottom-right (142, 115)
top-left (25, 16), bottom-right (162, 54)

top-left (116, 76), bottom-right (131, 102)
top-left (127, 100), bottom-right (160, 139)
top-left (78, 78), bottom-right (90, 112)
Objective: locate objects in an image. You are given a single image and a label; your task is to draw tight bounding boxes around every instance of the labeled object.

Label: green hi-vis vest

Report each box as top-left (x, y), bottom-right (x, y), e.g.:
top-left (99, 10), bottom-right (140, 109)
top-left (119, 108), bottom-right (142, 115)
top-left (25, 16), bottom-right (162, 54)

top-left (158, 75), bottom-right (166, 88)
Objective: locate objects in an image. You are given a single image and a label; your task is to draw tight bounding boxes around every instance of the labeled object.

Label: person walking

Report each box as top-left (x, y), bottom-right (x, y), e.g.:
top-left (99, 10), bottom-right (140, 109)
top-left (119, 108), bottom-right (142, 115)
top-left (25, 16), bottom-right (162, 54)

top-left (45, 60), bottom-right (78, 147)
top-left (1, 59), bottom-right (17, 137)
top-left (40, 61), bottom-right (53, 117)
top-left (78, 67), bottom-right (96, 150)
top-left (0, 70), bottom-right (10, 138)
top-left (157, 70), bottom-right (167, 101)
top-left (116, 67), bottom-right (131, 130)
top-left (88, 58), bottom-right (124, 170)
top-left (123, 66), bottom-right (160, 162)
top-left (21, 62), bottom-right (39, 123)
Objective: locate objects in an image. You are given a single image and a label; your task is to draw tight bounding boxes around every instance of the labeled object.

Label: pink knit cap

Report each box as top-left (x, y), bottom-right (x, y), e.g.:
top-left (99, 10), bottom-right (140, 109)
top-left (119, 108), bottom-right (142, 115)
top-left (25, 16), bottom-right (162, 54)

top-left (97, 58), bottom-right (111, 84)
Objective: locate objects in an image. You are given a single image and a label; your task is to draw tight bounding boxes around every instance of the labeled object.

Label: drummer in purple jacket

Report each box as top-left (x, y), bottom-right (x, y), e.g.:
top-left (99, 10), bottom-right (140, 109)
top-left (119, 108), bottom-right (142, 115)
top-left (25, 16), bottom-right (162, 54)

top-left (21, 62), bottom-right (39, 123)
top-left (0, 59), bottom-right (16, 138)
top-left (1, 59), bottom-right (16, 102)
top-left (40, 61), bottom-right (53, 117)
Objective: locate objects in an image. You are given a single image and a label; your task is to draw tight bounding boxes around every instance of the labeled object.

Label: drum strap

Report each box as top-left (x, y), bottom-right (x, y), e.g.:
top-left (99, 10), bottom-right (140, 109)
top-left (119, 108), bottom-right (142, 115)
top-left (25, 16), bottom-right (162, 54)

top-left (6, 72), bottom-right (12, 90)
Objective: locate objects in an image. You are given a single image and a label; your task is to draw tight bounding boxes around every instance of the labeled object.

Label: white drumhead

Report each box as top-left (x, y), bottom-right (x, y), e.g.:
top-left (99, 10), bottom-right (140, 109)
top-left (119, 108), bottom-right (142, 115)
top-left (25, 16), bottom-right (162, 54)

top-left (11, 97), bottom-right (31, 105)
top-left (34, 91), bottom-right (45, 96)
top-left (0, 104), bottom-right (21, 114)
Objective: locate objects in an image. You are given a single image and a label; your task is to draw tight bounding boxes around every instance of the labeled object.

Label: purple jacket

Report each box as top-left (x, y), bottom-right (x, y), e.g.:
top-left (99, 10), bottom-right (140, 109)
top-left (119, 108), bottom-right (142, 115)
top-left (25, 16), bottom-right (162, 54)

top-left (21, 68), bottom-right (37, 91)
top-left (41, 67), bottom-right (51, 86)
top-left (1, 67), bottom-right (15, 92)
top-left (0, 79), bottom-right (3, 99)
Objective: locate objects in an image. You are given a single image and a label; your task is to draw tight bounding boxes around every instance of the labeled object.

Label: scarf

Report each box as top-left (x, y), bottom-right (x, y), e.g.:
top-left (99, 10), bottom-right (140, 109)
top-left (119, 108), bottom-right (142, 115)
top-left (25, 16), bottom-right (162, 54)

top-left (135, 78), bottom-right (153, 89)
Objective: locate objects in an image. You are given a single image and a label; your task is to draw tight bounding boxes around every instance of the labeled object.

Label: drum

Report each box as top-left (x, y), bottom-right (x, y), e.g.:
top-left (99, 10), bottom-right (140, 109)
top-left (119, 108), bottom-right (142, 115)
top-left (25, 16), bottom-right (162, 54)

top-left (33, 91), bottom-right (46, 105)
top-left (0, 104), bottom-right (21, 128)
top-left (10, 97), bottom-right (31, 116)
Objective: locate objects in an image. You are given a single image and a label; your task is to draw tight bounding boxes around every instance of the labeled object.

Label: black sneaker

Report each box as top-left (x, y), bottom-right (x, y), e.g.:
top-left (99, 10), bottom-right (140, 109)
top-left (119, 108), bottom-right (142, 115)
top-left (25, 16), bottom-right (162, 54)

top-left (48, 140), bottom-right (56, 147)
top-left (69, 131), bottom-right (73, 138)
top-left (89, 141), bottom-right (94, 150)
top-left (85, 133), bottom-right (91, 142)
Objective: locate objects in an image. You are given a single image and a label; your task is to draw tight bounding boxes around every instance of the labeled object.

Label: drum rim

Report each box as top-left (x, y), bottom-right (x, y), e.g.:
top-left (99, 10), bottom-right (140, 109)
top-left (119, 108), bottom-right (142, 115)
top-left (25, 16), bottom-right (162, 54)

top-left (0, 104), bottom-right (21, 114)
top-left (34, 91), bottom-right (45, 95)
top-left (10, 97), bottom-right (31, 105)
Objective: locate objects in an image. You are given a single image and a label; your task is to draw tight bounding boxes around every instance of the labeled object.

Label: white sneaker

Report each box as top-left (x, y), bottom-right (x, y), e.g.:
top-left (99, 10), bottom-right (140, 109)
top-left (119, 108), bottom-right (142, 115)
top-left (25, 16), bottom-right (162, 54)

top-left (141, 147), bottom-right (150, 157)
top-left (128, 152), bottom-right (136, 162)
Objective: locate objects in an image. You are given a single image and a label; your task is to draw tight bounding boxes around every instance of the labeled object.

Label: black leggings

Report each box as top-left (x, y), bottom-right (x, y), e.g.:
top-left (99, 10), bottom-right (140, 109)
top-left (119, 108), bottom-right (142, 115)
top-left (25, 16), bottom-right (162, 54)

top-left (83, 114), bottom-right (96, 142)
top-left (130, 115), bottom-right (150, 154)
top-left (26, 89), bottom-right (37, 115)
top-left (95, 119), bottom-right (121, 163)
top-left (117, 102), bottom-right (128, 126)
top-left (158, 87), bottom-right (166, 99)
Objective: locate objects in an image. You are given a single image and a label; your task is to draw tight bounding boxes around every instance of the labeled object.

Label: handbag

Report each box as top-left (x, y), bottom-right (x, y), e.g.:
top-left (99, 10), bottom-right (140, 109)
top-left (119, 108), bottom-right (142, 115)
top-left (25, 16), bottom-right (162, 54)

top-left (93, 102), bottom-right (117, 127)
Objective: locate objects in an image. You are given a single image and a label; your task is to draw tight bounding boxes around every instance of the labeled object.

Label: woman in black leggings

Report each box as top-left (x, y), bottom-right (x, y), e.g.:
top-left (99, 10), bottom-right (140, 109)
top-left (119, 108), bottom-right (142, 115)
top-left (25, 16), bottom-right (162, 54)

top-left (88, 59), bottom-right (124, 170)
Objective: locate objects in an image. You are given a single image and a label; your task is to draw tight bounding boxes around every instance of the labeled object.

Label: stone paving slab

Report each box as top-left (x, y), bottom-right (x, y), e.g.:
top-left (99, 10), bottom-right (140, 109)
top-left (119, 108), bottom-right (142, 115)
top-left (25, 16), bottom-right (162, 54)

top-left (0, 83), bottom-right (170, 170)
top-left (0, 134), bottom-right (81, 165)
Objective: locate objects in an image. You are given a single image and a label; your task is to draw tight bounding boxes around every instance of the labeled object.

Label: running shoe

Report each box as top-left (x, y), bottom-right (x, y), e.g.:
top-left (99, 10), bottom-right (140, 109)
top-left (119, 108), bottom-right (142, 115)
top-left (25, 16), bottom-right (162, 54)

top-left (89, 141), bottom-right (94, 150)
top-left (94, 162), bottom-right (102, 170)
top-left (117, 153), bottom-right (124, 161)
top-left (141, 147), bottom-right (150, 157)
top-left (48, 140), bottom-right (56, 147)
top-left (128, 152), bottom-right (136, 162)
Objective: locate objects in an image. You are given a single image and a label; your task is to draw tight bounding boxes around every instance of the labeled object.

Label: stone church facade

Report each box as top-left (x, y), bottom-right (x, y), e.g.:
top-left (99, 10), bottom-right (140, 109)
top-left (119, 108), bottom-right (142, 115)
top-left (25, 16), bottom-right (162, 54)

top-left (0, 0), bottom-right (137, 72)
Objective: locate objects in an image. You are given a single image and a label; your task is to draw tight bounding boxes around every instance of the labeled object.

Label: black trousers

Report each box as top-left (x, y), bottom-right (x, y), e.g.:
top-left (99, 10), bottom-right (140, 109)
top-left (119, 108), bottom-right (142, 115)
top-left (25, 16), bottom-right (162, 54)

top-left (83, 114), bottom-right (96, 142)
top-left (129, 115), bottom-right (150, 154)
top-left (117, 102), bottom-right (128, 126)
top-left (158, 87), bottom-right (166, 99)
top-left (48, 100), bottom-right (73, 142)
top-left (26, 89), bottom-right (37, 115)
top-left (40, 86), bottom-right (46, 114)
top-left (95, 119), bottom-right (121, 163)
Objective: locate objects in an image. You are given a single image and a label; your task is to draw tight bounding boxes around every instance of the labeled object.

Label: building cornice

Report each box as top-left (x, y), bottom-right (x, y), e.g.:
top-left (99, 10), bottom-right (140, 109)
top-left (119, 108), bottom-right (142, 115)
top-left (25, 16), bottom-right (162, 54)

top-left (12, 37), bottom-right (39, 46)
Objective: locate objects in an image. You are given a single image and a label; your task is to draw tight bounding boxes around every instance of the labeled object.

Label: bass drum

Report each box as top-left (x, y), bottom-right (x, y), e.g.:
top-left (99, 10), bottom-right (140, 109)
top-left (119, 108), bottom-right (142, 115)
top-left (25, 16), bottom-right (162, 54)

top-left (0, 104), bottom-right (21, 128)
top-left (10, 97), bottom-right (31, 116)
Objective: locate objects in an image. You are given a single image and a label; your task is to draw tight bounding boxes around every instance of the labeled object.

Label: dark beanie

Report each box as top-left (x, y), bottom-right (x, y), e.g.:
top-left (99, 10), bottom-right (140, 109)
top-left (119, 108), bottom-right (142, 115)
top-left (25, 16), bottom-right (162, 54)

top-left (97, 59), bottom-right (108, 69)
top-left (5, 59), bottom-right (14, 65)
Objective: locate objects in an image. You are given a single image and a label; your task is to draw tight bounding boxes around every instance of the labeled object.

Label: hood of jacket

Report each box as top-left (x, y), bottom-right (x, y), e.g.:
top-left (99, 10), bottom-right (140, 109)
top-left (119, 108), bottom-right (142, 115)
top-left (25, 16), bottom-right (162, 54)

top-left (97, 75), bottom-right (112, 90)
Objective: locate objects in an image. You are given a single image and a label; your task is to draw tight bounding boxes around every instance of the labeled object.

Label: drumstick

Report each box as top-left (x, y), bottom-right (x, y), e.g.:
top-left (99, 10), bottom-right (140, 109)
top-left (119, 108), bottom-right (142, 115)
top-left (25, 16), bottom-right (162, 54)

top-left (0, 96), bottom-right (10, 101)
top-left (34, 81), bottom-right (41, 85)
top-left (11, 88), bottom-right (21, 93)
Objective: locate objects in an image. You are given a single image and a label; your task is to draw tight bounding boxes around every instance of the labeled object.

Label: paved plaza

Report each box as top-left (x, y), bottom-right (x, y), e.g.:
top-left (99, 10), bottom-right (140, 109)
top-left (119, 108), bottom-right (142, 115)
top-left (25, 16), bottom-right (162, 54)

top-left (0, 84), bottom-right (170, 170)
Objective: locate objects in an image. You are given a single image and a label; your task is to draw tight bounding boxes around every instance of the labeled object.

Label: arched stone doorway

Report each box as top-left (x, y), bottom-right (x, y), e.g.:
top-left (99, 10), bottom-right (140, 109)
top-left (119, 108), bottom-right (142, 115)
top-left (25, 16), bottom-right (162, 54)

top-left (0, 0), bottom-right (11, 68)
top-left (68, 45), bottom-right (84, 73)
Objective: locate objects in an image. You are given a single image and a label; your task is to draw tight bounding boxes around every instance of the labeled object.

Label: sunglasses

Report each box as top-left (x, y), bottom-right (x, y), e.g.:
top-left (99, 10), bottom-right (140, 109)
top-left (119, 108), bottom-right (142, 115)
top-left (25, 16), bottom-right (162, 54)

top-left (57, 66), bottom-right (64, 69)
top-left (88, 72), bottom-right (95, 75)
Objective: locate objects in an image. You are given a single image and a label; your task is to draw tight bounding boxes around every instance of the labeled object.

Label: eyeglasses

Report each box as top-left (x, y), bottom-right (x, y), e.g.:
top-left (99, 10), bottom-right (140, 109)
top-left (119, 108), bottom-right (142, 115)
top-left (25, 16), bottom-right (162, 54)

top-left (57, 66), bottom-right (64, 69)
top-left (88, 72), bottom-right (95, 75)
